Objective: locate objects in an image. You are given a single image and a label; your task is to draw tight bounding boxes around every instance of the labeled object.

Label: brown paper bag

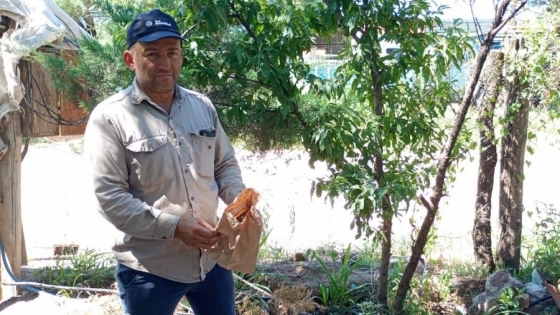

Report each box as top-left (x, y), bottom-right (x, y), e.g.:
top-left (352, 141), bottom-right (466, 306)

top-left (208, 188), bottom-right (262, 274)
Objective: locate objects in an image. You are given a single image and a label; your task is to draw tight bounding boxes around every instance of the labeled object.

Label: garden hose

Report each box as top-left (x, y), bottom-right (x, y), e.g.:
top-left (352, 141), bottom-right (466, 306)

top-left (528, 295), bottom-right (553, 307)
top-left (0, 239), bottom-right (43, 294)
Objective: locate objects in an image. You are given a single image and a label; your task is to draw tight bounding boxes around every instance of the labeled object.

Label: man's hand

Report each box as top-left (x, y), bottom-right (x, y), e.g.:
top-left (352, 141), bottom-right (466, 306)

top-left (174, 217), bottom-right (220, 249)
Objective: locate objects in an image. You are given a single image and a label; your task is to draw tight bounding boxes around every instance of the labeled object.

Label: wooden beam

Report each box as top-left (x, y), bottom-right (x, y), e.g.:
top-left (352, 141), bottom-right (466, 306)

top-left (0, 111), bottom-right (23, 300)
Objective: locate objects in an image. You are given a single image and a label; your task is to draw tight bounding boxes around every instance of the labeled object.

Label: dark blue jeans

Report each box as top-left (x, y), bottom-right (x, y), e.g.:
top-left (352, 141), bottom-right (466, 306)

top-left (115, 263), bottom-right (235, 315)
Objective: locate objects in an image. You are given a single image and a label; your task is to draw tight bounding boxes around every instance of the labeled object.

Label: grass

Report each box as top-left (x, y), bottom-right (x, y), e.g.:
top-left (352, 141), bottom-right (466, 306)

top-left (34, 248), bottom-right (115, 297)
top-left (311, 245), bottom-right (370, 309)
top-left (26, 234), bottom-right (552, 315)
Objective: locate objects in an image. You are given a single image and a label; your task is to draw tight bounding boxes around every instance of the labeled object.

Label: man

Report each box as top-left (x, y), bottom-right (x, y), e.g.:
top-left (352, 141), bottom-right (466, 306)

top-left (84, 9), bottom-right (244, 315)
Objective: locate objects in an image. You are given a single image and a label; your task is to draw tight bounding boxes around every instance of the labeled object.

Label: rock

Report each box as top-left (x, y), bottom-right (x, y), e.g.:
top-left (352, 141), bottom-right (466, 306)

top-left (469, 292), bottom-right (498, 315)
top-left (525, 282), bottom-right (548, 300)
top-left (518, 293), bottom-right (531, 309)
top-left (468, 269), bottom-right (526, 315)
top-left (291, 252), bottom-right (307, 262)
top-left (485, 269), bottom-right (524, 293)
top-left (453, 304), bottom-right (467, 315)
top-left (295, 265), bottom-right (307, 277)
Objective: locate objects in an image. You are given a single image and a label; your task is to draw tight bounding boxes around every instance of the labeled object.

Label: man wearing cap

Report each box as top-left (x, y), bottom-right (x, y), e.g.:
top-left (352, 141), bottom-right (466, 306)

top-left (84, 9), bottom-right (244, 315)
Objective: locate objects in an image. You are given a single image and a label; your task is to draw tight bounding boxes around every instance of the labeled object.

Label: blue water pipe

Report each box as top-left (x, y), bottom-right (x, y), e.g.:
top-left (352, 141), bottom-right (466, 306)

top-left (0, 239), bottom-right (43, 294)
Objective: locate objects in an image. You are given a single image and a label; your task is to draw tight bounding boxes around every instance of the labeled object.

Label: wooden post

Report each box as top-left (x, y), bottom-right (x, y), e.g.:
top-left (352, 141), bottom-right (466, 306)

top-left (0, 110), bottom-right (23, 300)
top-left (496, 38), bottom-right (529, 273)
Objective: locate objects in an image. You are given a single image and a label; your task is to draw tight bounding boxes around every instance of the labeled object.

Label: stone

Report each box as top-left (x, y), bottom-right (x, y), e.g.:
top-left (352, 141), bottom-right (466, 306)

top-left (467, 269), bottom-right (526, 315)
top-left (518, 293), bottom-right (531, 309)
top-left (525, 282), bottom-right (548, 300)
top-left (295, 265), bottom-right (307, 277)
top-left (291, 252), bottom-right (307, 262)
top-left (485, 269), bottom-right (524, 293)
top-left (469, 292), bottom-right (498, 315)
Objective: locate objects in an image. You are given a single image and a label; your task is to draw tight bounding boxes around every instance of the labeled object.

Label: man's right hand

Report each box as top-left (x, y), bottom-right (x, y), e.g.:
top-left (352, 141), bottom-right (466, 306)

top-left (174, 217), bottom-right (220, 249)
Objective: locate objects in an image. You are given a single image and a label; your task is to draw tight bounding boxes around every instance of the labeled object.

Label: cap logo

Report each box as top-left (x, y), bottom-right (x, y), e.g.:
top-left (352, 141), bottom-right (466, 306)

top-left (155, 20), bottom-right (172, 27)
top-left (145, 21), bottom-right (153, 27)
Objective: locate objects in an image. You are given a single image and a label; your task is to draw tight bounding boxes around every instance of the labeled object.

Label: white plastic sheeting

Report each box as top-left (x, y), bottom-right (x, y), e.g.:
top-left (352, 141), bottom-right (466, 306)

top-left (0, 0), bottom-right (90, 121)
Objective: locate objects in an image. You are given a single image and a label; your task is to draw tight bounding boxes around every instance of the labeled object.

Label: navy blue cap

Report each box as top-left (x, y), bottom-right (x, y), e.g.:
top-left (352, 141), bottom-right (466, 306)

top-left (126, 9), bottom-right (183, 49)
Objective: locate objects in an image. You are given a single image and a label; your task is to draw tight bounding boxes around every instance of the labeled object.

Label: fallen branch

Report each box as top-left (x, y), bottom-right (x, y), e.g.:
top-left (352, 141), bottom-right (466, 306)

top-left (1, 281), bottom-right (118, 294)
top-left (233, 273), bottom-right (272, 298)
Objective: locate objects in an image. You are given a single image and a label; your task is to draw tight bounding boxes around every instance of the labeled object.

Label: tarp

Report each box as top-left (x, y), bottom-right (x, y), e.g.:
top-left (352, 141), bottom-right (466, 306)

top-left (0, 0), bottom-right (90, 122)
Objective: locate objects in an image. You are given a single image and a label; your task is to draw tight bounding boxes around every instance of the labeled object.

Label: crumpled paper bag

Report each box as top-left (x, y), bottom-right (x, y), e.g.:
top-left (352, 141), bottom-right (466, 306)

top-left (208, 188), bottom-right (262, 274)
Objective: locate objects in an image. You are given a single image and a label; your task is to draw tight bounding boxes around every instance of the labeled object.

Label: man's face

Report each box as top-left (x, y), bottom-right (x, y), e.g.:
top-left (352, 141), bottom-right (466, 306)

top-left (123, 37), bottom-right (183, 96)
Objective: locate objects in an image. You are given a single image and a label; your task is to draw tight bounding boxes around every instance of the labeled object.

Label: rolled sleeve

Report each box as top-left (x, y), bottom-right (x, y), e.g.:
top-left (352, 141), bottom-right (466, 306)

top-left (154, 211), bottom-right (181, 240)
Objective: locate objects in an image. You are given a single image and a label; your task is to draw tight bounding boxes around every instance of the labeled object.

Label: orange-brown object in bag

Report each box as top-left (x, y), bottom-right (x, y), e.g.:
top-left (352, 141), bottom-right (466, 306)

top-left (207, 188), bottom-right (262, 274)
top-left (233, 194), bottom-right (253, 222)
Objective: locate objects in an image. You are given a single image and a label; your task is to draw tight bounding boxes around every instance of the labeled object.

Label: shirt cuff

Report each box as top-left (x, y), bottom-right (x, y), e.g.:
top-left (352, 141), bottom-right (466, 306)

top-left (154, 212), bottom-right (180, 240)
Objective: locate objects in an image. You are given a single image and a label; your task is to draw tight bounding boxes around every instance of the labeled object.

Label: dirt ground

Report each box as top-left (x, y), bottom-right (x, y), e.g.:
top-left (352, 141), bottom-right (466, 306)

top-left (1, 126), bottom-right (559, 314)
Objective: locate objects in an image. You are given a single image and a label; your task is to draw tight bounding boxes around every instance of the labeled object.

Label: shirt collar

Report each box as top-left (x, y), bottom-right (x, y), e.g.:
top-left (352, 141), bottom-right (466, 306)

top-left (131, 78), bottom-right (184, 106)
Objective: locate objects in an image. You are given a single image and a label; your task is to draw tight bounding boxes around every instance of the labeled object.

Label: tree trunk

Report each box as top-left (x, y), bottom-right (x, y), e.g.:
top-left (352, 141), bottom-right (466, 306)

top-left (377, 198), bottom-right (393, 313)
top-left (0, 111), bottom-right (23, 300)
top-left (392, 1), bottom-right (529, 313)
top-left (473, 51), bottom-right (504, 272)
top-left (369, 48), bottom-right (393, 314)
top-left (496, 38), bottom-right (529, 273)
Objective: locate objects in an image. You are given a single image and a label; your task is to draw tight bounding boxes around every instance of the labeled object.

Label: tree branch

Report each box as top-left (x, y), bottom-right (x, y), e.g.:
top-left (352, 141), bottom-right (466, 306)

top-left (417, 194), bottom-right (432, 212)
top-left (469, 0), bottom-right (483, 43)
top-left (181, 23), bottom-right (199, 38)
top-left (492, 1), bottom-right (528, 37)
top-left (229, 75), bottom-right (273, 90)
top-left (228, 1), bottom-right (259, 43)
top-left (227, 0), bottom-right (307, 128)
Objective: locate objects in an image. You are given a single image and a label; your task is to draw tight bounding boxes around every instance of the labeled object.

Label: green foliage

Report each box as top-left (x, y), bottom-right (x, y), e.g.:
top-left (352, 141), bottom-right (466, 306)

top-left (55, 0), bottom-right (88, 19)
top-left (386, 257), bottom-right (429, 315)
top-left (446, 259), bottom-right (490, 279)
top-left (486, 287), bottom-right (528, 315)
top-left (29, 37), bottom-right (131, 112)
top-left (523, 203), bottom-right (560, 283)
top-left (35, 248), bottom-right (115, 297)
top-left (530, 0), bottom-right (560, 12)
top-left (510, 12), bottom-right (560, 122)
top-left (307, 1), bottom-right (472, 238)
top-left (311, 245), bottom-right (369, 309)
top-left (233, 270), bottom-right (274, 297)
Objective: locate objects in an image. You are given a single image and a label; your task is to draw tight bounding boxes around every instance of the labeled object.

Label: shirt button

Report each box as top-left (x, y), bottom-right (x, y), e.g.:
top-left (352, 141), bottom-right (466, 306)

top-left (208, 145), bottom-right (212, 149)
top-left (178, 141), bottom-right (182, 146)
top-left (184, 168), bottom-right (188, 173)
top-left (190, 196), bottom-right (195, 201)
top-left (162, 236), bottom-right (167, 240)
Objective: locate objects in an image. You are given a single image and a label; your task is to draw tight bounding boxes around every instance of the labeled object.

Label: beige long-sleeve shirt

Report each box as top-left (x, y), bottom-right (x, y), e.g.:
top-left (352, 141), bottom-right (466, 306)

top-left (84, 80), bottom-right (244, 283)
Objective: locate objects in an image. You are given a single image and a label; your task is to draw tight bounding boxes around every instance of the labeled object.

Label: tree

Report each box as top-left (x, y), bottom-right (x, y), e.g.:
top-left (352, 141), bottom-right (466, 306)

top-left (468, 0), bottom-right (560, 274)
top-left (473, 50), bottom-right (503, 273)
top-left (35, 0), bottom-right (533, 313)
top-left (305, 1), bottom-right (471, 312)
top-left (55, 0), bottom-right (98, 36)
top-left (529, 0), bottom-right (560, 12)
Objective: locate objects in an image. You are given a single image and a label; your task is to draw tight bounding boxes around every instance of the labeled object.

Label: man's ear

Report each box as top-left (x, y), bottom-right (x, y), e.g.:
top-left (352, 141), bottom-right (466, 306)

top-left (123, 50), bottom-right (135, 71)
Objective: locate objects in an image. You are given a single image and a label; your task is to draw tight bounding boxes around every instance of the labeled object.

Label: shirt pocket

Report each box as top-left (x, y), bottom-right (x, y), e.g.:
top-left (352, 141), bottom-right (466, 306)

top-left (126, 135), bottom-right (175, 188)
top-left (190, 133), bottom-right (216, 180)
